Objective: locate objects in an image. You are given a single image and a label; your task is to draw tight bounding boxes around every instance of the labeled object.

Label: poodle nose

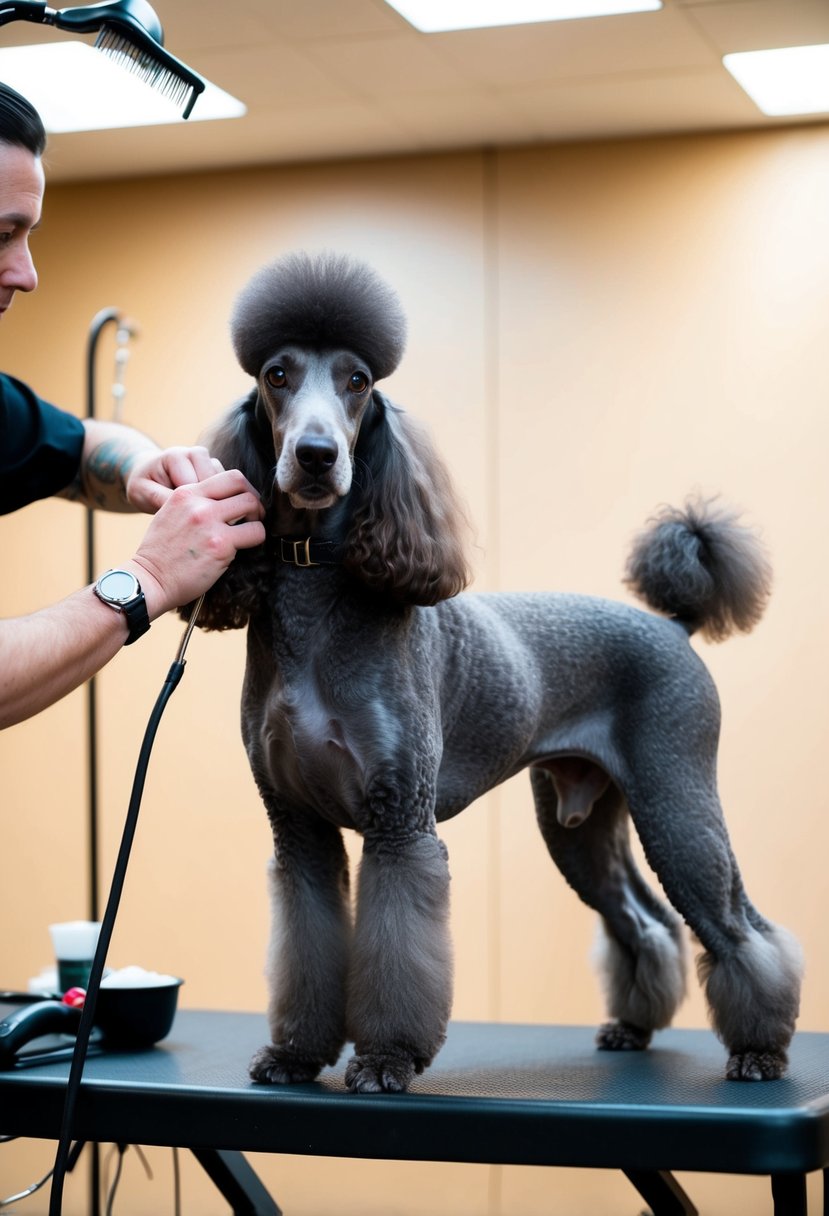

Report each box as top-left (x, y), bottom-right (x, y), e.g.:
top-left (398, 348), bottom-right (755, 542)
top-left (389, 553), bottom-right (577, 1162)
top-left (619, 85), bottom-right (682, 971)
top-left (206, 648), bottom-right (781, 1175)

top-left (296, 435), bottom-right (338, 475)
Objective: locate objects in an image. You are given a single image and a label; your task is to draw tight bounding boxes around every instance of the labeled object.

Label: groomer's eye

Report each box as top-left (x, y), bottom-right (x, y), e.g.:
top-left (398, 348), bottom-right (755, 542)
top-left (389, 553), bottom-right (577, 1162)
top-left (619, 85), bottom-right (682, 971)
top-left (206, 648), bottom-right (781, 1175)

top-left (265, 365), bottom-right (286, 389)
top-left (349, 371), bottom-right (369, 394)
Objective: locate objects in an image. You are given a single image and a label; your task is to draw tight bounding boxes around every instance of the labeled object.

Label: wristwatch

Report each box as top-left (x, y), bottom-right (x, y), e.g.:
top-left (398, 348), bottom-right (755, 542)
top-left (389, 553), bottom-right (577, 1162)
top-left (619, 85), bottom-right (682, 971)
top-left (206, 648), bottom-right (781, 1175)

top-left (93, 568), bottom-right (150, 646)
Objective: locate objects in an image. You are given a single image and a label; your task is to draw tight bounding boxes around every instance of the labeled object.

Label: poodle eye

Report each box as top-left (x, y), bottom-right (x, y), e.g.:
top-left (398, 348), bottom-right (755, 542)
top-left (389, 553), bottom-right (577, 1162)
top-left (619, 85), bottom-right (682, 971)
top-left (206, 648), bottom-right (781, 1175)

top-left (349, 371), bottom-right (369, 394)
top-left (265, 366), bottom-right (286, 389)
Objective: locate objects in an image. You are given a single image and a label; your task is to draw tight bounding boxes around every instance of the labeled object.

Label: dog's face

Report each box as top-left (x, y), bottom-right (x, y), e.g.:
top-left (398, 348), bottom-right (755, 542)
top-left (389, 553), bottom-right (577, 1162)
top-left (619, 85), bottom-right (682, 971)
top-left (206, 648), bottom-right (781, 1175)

top-left (257, 346), bottom-right (375, 510)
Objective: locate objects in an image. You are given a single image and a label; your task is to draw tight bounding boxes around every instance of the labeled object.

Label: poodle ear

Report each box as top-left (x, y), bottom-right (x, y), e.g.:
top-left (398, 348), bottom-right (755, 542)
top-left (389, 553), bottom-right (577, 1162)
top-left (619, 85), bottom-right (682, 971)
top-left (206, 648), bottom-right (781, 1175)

top-left (182, 389), bottom-right (274, 631)
top-left (201, 388), bottom-right (274, 498)
top-left (344, 392), bottom-right (471, 606)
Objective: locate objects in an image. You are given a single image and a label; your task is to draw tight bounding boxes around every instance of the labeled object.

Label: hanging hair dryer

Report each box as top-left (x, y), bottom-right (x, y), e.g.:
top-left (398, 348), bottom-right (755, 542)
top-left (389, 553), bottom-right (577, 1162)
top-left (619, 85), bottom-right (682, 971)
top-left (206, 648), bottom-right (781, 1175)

top-left (0, 0), bottom-right (205, 118)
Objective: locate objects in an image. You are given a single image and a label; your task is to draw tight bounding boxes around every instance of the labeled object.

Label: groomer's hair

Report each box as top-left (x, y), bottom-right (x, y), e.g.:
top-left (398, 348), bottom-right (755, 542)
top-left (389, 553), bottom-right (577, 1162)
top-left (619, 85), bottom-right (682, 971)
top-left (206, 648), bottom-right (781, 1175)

top-left (0, 83), bottom-right (46, 156)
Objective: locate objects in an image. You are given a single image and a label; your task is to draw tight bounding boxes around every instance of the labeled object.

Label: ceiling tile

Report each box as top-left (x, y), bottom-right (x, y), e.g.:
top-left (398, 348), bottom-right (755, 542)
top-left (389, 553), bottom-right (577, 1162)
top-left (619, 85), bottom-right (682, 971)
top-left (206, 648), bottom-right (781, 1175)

top-left (424, 5), bottom-right (717, 88)
top-left (247, 0), bottom-right (404, 39)
top-left (189, 43), bottom-right (356, 108)
top-left (506, 67), bottom-right (768, 140)
top-left (682, 0), bottom-right (829, 54)
top-left (301, 32), bottom-right (477, 98)
top-left (154, 0), bottom-right (276, 53)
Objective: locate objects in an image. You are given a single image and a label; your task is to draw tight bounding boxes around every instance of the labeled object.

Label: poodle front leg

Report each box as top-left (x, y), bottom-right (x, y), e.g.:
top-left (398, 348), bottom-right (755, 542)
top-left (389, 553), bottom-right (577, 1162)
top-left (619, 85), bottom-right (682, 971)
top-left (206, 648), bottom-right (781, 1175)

top-left (249, 813), bottom-right (351, 1085)
top-left (345, 831), bottom-right (453, 1094)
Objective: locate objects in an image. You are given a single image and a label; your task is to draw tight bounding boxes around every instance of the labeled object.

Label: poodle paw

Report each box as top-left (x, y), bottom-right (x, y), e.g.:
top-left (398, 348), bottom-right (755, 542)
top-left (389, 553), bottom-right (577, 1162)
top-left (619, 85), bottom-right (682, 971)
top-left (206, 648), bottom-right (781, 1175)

top-left (249, 1043), bottom-right (326, 1085)
top-left (726, 1048), bottom-right (788, 1081)
top-left (344, 1050), bottom-right (418, 1094)
top-left (596, 1020), bottom-right (652, 1051)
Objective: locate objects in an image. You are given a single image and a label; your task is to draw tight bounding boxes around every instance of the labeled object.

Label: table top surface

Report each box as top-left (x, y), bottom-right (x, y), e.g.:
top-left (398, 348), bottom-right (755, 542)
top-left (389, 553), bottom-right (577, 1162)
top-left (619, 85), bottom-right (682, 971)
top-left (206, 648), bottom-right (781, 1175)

top-left (2, 1013), bottom-right (828, 1175)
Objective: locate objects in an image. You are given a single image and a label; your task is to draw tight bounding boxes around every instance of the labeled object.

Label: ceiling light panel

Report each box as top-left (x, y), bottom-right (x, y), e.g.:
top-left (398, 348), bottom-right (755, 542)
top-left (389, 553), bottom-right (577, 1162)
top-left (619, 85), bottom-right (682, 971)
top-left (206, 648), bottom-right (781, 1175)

top-left (723, 44), bottom-right (829, 117)
top-left (384, 0), bottom-right (662, 35)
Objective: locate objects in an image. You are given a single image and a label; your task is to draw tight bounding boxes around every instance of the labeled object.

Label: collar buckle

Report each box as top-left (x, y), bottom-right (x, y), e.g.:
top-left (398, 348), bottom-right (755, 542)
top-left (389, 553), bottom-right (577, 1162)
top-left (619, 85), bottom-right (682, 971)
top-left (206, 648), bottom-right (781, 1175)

top-left (280, 536), bottom-right (319, 567)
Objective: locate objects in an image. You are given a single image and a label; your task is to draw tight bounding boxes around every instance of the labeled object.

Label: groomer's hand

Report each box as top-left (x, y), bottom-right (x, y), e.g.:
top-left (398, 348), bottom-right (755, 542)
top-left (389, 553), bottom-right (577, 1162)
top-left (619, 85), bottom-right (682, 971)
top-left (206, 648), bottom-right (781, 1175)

top-left (125, 445), bottom-right (225, 513)
top-left (123, 470), bottom-right (266, 616)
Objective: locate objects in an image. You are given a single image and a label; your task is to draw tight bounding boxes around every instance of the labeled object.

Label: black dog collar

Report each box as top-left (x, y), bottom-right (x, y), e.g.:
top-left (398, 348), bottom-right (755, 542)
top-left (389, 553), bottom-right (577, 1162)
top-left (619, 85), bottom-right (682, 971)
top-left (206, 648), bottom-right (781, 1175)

top-left (276, 536), bottom-right (341, 567)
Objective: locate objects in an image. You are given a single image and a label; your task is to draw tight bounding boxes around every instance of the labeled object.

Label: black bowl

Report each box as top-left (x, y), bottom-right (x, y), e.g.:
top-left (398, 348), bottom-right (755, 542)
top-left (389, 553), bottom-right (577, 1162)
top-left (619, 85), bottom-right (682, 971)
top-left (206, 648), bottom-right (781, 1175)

top-left (94, 979), bottom-right (183, 1048)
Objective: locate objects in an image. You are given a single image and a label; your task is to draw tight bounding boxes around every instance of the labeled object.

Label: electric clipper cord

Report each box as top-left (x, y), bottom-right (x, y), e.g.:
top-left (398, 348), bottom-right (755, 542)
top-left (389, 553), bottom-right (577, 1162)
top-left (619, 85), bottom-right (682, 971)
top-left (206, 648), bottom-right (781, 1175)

top-left (46, 594), bottom-right (205, 1216)
top-left (0, 0), bottom-right (205, 118)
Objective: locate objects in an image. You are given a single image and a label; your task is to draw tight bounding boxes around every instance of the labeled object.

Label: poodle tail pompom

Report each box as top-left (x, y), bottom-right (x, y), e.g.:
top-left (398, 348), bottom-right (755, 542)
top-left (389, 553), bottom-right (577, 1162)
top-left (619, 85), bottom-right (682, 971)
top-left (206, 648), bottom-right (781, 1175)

top-left (623, 497), bottom-right (772, 642)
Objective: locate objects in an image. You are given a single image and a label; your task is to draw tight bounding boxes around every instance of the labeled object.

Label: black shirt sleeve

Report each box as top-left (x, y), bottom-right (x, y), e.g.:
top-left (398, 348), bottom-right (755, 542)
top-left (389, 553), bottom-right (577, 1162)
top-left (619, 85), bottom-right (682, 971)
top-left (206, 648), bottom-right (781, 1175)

top-left (0, 373), bottom-right (85, 515)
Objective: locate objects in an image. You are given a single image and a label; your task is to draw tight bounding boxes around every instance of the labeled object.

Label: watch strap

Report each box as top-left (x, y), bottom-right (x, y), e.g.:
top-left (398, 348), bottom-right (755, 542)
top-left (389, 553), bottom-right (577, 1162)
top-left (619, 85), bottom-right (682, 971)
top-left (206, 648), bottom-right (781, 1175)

top-left (122, 591), bottom-right (150, 646)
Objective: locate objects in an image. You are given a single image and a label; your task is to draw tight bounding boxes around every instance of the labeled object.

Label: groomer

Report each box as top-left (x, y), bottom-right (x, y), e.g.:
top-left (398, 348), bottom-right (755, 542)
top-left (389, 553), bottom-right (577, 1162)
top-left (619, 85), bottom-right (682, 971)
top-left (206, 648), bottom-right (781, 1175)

top-left (0, 82), bottom-right (265, 729)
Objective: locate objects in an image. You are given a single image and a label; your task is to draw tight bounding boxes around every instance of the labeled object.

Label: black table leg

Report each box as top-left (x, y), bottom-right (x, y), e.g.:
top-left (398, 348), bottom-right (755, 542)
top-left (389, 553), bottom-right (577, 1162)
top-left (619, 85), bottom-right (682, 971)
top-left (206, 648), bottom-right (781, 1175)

top-left (191, 1148), bottom-right (282, 1215)
top-left (623, 1169), bottom-right (698, 1215)
top-left (771, 1172), bottom-right (808, 1216)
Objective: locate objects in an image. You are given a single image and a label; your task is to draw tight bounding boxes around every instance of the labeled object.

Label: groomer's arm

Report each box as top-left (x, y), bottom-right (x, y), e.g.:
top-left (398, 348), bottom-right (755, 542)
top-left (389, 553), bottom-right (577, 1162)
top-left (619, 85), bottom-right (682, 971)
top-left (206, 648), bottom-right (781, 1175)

top-left (0, 471), bottom-right (265, 729)
top-left (57, 419), bottom-right (222, 513)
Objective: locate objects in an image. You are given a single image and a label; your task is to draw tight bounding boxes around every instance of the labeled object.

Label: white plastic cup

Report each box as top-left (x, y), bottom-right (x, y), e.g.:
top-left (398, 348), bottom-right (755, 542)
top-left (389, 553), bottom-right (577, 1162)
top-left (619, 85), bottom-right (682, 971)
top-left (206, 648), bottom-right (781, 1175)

top-left (48, 921), bottom-right (101, 993)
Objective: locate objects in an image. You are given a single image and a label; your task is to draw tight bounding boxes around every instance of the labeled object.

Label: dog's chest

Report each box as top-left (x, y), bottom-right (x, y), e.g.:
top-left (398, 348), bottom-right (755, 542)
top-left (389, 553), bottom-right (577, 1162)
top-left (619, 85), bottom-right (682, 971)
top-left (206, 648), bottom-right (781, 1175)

top-left (266, 673), bottom-right (367, 827)
top-left (251, 594), bottom-right (373, 825)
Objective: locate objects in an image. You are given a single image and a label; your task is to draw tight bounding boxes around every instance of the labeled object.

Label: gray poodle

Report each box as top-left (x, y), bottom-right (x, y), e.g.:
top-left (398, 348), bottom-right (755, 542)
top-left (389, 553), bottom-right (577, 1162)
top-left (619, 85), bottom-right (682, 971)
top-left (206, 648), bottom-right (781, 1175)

top-left (190, 251), bottom-right (802, 1094)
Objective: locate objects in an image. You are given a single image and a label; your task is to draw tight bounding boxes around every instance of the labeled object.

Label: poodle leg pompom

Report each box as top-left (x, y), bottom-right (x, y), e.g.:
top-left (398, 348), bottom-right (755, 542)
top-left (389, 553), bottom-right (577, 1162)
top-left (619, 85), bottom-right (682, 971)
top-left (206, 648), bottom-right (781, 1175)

top-left (594, 918), bottom-right (687, 1052)
top-left (698, 925), bottom-right (803, 1082)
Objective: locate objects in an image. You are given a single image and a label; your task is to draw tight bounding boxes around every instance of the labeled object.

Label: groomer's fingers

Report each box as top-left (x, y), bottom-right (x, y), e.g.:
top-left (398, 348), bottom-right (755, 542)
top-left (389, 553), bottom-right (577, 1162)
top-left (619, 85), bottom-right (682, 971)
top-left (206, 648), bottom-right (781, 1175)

top-left (158, 446), bottom-right (224, 488)
top-left (126, 449), bottom-right (227, 512)
top-left (126, 477), bottom-right (169, 513)
top-left (222, 518), bottom-right (267, 549)
top-left (195, 469), bottom-right (265, 519)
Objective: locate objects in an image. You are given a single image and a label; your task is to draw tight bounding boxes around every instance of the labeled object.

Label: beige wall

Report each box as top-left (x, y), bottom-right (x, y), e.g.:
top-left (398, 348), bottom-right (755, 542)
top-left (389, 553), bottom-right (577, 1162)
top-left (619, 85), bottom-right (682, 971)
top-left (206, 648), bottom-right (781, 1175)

top-left (1, 124), bottom-right (828, 1214)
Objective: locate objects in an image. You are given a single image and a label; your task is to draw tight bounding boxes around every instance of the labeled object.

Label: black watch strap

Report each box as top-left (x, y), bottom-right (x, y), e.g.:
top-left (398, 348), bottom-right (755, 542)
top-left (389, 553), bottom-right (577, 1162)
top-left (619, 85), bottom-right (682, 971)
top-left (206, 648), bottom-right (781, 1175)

top-left (122, 592), bottom-right (150, 646)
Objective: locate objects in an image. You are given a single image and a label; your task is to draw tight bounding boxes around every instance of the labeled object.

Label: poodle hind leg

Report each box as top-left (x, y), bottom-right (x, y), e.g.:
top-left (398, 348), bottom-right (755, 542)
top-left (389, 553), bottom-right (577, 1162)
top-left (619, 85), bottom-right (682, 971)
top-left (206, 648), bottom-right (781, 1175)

top-left (531, 766), bottom-right (687, 1052)
top-left (345, 831), bottom-right (452, 1094)
top-left (249, 810), bottom-right (352, 1086)
top-left (628, 771), bottom-right (803, 1081)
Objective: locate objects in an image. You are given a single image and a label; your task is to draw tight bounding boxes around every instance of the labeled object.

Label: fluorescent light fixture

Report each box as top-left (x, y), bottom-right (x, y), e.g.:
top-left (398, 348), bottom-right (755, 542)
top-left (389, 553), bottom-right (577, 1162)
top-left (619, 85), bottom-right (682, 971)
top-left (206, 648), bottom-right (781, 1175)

top-left (723, 44), bottom-right (829, 116)
top-left (0, 42), bottom-right (245, 132)
top-left (384, 0), bottom-right (661, 33)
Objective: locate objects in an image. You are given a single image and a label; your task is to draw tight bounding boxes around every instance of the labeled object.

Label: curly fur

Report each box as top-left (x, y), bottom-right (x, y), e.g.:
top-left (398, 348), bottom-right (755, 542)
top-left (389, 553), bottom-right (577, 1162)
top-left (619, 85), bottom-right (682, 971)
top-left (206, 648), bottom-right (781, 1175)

top-left (193, 252), bottom-right (801, 1094)
top-left (624, 497), bottom-right (772, 642)
top-left (698, 926), bottom-right (804, 1080)
top-left (231, 251), bottom-right (407, 381)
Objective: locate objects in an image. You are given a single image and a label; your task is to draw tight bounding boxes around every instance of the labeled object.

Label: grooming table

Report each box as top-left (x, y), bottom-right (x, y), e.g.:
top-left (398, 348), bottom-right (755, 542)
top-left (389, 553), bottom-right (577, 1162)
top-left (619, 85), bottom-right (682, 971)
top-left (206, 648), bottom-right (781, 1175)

top-left (1, 1013), bottom-right (828, 1215)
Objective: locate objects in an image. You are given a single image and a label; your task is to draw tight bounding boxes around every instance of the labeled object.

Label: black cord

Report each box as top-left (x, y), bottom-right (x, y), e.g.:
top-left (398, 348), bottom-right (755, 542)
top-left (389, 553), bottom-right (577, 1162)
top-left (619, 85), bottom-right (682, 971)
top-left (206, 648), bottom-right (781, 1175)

top-left (48, 659), bottom-right (186, 1216)
top-left (103, 1145), bottom-right (125, 1216)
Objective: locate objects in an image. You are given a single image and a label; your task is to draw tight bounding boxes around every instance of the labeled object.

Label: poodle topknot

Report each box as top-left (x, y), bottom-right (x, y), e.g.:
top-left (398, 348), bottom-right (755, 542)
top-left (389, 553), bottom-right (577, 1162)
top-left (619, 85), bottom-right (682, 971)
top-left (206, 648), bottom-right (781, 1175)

top-left (231, 251), bottom-right (407, 382)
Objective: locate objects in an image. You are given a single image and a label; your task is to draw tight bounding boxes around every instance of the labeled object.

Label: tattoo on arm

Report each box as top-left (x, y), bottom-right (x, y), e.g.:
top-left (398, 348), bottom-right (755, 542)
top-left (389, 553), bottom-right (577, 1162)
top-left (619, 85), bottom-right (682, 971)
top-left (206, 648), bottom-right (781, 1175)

top-left (58, 439), bottom-right (144, 511)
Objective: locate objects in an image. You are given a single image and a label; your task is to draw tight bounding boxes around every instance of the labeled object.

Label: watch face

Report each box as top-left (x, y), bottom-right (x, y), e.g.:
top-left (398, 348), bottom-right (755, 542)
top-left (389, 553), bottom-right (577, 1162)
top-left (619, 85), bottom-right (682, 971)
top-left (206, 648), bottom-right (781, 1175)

top-left (99, 569), bottom-right (139, 604)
